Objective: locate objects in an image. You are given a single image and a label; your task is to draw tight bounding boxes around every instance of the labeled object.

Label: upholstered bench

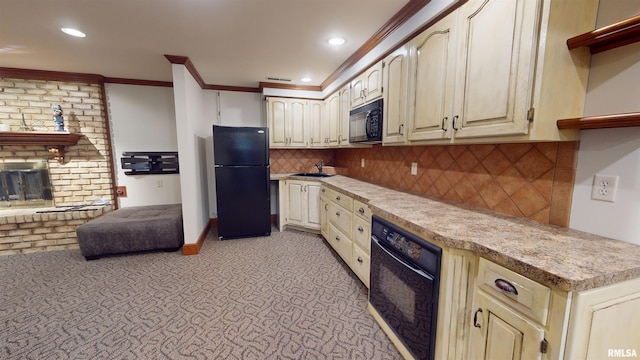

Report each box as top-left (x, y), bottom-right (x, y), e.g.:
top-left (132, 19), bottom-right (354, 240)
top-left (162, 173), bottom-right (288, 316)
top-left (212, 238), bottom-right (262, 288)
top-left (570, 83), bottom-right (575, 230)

top-left (76, 204), bottom-right (184, 260)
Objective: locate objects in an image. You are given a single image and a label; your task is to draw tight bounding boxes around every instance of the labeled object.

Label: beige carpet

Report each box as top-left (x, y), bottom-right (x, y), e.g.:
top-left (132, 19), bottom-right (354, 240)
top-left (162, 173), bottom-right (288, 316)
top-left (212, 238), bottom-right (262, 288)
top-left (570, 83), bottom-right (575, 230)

top-left (0, 228), bottom-right (401, 359)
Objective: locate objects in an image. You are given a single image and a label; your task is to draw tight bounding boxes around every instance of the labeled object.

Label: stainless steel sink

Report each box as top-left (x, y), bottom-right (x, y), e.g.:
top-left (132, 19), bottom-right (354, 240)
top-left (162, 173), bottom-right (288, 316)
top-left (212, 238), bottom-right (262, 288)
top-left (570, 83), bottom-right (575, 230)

top-left (291, 172), bottom-right (335, 178)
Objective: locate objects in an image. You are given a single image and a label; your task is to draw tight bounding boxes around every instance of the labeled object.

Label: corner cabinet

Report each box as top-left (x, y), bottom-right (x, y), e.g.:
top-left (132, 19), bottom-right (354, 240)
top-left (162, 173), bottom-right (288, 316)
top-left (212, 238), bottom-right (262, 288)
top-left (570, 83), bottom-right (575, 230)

top-left (402, 0), bottom-right (598, 144)
top-left (280, 179), bottom-right (321, 231)
top-left (267, 97), bottom-right (309, 148)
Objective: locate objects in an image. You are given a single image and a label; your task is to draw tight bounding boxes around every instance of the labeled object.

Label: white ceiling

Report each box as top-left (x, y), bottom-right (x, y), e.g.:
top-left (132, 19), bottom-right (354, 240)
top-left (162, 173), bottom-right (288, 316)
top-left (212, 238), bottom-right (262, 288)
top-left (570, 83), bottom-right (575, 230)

top-left (0, 0), bottom-right (410, 88)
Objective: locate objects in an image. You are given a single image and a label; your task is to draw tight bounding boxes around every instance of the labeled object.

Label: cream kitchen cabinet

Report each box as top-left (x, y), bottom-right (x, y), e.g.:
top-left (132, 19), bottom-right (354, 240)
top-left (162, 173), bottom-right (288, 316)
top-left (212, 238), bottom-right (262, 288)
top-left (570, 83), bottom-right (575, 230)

top-left (323, 93), bottom-right (340, 147)
top-left (267, 97), bottom-right (308, 148)
top-left (338, 84), bottom-right (351, 146)
top-left (308, 100), bottom-right (324, 148)
top-left (406, 0), bottom-right (597, 144)
top-left (320, 185), bottom-right (375, 287)
top-left (469, 257), bottom-right (640, 360)
top-left (350, 61), bottom-right (383, 109)
top-left (382, 46), bottom-right (410, 145)
top-left (282, 179), bottom-right (321, 231)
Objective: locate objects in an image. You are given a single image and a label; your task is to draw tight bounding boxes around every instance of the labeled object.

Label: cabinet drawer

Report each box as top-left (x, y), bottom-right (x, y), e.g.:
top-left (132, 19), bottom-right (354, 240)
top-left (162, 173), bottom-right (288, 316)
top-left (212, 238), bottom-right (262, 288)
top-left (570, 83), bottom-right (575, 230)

top-left (328, 223), bottom-right (352, 265)
top-left (353, 199), bottom-right (371, 221)
top-left (478, 258), bottom-right (551, 325)
top-left (329, 202), bottom-right (352, 236)
top-left (352, 217), bottom-right (370, 253)
top-left (327, 188), bottom-right (353, 211)
top-left (352, 245), bottom-right (370, 288)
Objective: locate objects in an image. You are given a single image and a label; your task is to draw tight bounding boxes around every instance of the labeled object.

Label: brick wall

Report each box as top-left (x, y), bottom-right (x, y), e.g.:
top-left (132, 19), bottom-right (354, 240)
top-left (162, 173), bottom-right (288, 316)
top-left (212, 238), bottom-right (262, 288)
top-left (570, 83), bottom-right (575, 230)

top-left (0, 76), bottom-right (115, 255)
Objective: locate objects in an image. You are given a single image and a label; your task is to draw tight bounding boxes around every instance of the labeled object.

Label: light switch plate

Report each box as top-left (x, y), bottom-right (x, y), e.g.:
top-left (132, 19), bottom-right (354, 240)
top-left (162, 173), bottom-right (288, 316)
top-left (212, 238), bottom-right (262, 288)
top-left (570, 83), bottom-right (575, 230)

top-left (411, 162), bottom-right (418, 176)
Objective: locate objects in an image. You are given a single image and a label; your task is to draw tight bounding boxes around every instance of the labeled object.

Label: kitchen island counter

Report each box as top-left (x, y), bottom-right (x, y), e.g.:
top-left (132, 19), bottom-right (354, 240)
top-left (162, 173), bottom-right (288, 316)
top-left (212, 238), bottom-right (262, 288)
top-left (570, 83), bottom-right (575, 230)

top-left (318, 175), bottom-right (640, 292)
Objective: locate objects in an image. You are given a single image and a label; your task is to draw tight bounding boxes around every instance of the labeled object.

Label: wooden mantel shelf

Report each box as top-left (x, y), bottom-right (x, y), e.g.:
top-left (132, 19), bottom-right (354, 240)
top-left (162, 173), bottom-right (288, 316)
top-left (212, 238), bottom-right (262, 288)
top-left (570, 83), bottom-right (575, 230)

top-left (567, 14), bottom-right (640, 54)
top-left (0, 131), bottom-right (83, 162)
top-left (557, 112), bottom-right (640, 130)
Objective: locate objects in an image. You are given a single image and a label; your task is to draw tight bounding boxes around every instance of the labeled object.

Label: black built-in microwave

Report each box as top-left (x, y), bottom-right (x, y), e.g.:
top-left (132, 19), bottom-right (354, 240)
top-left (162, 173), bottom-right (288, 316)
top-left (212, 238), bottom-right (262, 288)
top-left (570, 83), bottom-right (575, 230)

top-left (349, 98), bottom-right (383, 144)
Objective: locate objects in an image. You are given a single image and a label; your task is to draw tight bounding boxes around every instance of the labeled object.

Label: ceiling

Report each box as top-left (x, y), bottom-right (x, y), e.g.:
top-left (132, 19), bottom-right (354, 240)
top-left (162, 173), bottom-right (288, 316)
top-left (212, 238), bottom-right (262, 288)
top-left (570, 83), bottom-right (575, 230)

top-left (0, 0), bottom-right (412, 88)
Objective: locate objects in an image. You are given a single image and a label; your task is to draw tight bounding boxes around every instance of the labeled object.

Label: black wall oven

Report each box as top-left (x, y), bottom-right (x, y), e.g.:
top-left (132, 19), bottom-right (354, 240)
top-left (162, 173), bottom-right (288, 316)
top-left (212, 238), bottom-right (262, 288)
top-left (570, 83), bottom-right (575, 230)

top-left (369, 215), bottom-right (442, 360)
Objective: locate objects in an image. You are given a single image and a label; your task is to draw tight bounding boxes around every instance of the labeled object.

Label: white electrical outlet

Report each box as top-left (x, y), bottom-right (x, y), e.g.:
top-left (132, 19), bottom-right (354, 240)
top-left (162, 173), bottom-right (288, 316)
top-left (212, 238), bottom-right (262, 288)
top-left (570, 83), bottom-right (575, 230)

top-left (411, 162), bottom-right (418, 176)
top-left (591, 174), bottom-right (618, 202)
top-left (361, 158), bottom-right (365, 168)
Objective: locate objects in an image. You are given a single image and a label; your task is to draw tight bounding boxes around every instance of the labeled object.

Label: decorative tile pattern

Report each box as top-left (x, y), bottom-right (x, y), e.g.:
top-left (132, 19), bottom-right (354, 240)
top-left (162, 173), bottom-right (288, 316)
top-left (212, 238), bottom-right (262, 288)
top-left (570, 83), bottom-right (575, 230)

top-left (270, 149), bottom-right (335, 173)
top-left (334, 142), bottom-right (578, 226)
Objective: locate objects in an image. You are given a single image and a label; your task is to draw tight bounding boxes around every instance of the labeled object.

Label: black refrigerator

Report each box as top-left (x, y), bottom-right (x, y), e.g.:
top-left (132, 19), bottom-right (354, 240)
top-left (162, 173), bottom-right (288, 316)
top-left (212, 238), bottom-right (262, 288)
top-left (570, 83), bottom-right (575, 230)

top-left (213, 125), bottom-right (271, 239)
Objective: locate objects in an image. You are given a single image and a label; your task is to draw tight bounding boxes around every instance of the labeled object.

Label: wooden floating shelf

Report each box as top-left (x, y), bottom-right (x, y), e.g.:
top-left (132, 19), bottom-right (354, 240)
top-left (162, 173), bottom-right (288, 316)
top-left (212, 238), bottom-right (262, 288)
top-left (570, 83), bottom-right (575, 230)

top-left (0, 131), bottom-right (83, 162)
top-left (557, 112), bottom-right (640, 130)
top-left (567, 14), bottom-right (640, 54)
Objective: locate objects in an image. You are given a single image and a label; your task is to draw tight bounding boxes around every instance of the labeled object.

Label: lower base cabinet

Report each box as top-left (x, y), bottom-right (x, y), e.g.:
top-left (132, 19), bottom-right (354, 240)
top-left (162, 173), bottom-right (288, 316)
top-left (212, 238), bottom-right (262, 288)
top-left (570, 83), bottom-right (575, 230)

top-left (279, 179), bottom-right (321, 231)
top-left (321, 186), bottom-right (371, 288)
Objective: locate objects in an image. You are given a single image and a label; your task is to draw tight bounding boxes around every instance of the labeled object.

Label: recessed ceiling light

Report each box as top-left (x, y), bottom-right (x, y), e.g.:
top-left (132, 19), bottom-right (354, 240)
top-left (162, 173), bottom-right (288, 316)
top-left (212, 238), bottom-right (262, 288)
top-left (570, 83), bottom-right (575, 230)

top-left (61, 28), bottom-right (86, 38)
top-left (301, 77), bottom-right (312, 83)
top-left (327, 37), bottom-right (345, 46)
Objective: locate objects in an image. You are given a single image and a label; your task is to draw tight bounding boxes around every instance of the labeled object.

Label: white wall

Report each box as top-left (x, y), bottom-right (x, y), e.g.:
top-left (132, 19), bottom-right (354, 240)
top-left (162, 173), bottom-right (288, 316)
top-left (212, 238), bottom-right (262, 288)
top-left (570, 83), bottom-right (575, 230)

top-left (172, 65), bottom-right (211, 245)
top-left (569, 1), bottom-right (640, 245)
top-left (105, 83), bottom-right (181, 208)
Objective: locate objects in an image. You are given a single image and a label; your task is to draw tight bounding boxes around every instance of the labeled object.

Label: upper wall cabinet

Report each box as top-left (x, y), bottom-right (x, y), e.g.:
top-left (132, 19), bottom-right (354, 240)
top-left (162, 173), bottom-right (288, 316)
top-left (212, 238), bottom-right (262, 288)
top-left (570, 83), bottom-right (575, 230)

top-left (351, 61), bottom-right (384, 109)
top-left (267, 97), bottom-right (309, 148)
top-left (382, 46), bottom-right (410, 145)
top-left (404, 0), bottom-right (598, 145)
top-left (308, 100), bottom-right (324, 148)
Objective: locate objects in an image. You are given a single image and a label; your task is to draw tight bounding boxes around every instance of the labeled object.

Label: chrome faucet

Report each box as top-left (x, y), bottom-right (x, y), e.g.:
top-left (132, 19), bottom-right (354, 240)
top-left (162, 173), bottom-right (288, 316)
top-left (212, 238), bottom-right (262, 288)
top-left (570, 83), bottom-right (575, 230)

top-left (314, 161), bottom-right (323, 173)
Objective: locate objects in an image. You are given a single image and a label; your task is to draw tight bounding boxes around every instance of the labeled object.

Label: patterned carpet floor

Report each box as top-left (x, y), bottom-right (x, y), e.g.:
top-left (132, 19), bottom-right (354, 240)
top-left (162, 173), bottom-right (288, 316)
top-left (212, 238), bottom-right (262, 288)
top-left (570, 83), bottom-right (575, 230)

top-left (0, 228), bottom-right (401, 359)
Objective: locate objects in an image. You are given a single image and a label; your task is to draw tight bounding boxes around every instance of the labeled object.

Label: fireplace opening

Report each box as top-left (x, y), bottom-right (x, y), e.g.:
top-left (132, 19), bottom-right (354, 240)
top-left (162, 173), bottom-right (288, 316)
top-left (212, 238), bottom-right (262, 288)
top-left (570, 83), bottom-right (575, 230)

top-left (0, 162), bottom-right (54, 209)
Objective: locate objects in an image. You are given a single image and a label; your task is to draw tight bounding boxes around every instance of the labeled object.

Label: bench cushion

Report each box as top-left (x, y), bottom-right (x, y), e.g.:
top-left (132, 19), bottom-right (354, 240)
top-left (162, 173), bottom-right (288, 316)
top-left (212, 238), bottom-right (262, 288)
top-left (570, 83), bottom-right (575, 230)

top-left (76, 204), bottom-right (183, 259)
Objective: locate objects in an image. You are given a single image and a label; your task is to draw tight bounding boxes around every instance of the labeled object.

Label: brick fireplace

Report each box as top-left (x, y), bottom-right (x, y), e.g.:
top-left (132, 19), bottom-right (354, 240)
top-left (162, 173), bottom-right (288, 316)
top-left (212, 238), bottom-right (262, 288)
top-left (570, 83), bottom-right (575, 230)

top-left (0, 75), bottom-right (115, 255)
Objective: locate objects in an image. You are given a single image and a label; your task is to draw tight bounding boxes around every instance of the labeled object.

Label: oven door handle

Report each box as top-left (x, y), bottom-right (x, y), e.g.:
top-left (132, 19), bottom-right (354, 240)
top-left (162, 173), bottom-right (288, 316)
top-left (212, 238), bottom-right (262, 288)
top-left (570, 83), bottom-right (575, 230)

top-left (372, 236), bottom-right (433, 280)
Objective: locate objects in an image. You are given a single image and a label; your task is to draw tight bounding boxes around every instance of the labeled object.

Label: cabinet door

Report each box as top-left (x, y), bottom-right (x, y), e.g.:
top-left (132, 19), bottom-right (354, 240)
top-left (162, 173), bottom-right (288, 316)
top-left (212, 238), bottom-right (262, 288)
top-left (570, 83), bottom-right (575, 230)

top-left (407, 12), bottom-right (457, 142)
top-left (287, 180), bottom-right (304, 226)
top-left (351, 76), bottom-right (366, 109)
top-left (382, 46), bottom-right (409, 144)
top-left (452, 0), bottom-right (539, 139)
top-left (364, 61), bottom-right (383, 102)
top-left (309, 100), bottom-right (324, 147)
top-left (288, 99), bottom-right (308, 147)
top-left (338, 85), bottom-right (351, 145)
top-left (306, 182), bottom-right (321, 229)
top-left (325, 94), bottom-right (340, 146)
top-left (469, 290), bottom-right (545, 360)
top-left (267, 98), bottom-right (288, 147)
top-left (320, 195), bottom-right (329, 239)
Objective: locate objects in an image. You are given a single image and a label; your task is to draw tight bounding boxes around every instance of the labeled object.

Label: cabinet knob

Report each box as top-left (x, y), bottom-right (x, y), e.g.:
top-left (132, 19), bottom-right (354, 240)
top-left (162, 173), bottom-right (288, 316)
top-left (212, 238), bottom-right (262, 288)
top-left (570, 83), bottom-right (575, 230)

top-left (357, 256), bottom-right (363, 263)
top-left (358, 226), bottom-right (364, 232)
top-left (335, 211), bottom-right (340, 217)
top-left (452, 115), bottom-right (460, 131)
top-left (473, 308), bottom-right (483, 328)
top-left (358, 207), bottom-right (365, 214)
top-left (324, 204), bottom-right (328, 211)
top-left (494, 278), bottom-right (518, 295)
top-left (321, 188), bottom-right (325, 193)
top-left (336, 195), bottom-right (341, 201)
top-left (335, 236), bottom-right (340, 241)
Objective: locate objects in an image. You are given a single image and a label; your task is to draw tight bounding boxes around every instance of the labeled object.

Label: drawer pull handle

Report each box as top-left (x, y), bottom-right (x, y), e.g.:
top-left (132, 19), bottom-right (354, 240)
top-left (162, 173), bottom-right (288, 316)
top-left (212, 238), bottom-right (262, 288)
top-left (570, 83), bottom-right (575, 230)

top-left (473, 308), bottom-right (483, 328)
top-left (357, 256), bottom-right (363, 263)
top-left (358, 207), bottom-right (365, 214)
top-left (336, 196), bottom-right (341, 201)
top-left (358, 226), bottom-right (364, 232)
top-left (336, 211), bottom-right (340, 216)
top-left (495, 279), bottom-right (518, 295)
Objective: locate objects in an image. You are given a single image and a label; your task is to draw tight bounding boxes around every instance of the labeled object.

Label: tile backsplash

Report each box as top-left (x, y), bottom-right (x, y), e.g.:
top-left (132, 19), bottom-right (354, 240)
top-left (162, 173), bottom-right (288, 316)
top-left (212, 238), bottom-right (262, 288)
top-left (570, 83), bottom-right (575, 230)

top-left (334, 142), bottom-right (578, 227)
top-left (270, 149), bottom-right (335, 173)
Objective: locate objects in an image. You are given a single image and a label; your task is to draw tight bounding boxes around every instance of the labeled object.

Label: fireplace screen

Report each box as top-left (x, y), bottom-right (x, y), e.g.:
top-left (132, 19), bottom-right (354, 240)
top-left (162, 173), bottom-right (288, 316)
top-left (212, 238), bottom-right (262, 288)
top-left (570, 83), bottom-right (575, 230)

top-left (0, 162), bottom-right (53, 208)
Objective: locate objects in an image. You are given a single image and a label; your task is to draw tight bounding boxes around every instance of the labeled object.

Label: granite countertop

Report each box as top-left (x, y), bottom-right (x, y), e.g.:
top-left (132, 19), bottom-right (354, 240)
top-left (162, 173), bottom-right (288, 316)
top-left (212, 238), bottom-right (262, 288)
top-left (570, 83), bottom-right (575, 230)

top-left (315, 175), bottom-right (640, 292)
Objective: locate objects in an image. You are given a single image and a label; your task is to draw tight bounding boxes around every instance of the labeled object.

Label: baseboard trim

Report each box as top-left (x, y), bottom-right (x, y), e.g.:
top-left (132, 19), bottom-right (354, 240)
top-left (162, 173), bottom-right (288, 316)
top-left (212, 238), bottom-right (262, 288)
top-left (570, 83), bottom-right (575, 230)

top-left (182, 221), bottom-right (211, 256)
